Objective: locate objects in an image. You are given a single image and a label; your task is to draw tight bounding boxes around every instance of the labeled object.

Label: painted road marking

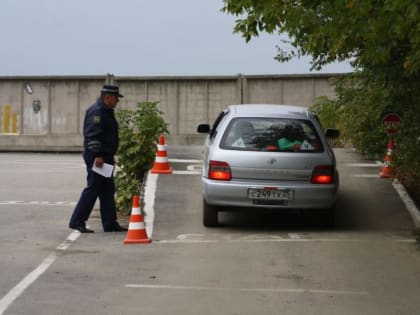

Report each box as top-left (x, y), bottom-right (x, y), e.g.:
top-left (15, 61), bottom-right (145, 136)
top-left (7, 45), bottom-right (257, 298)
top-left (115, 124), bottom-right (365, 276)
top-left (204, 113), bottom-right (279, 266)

top-left (0, 231), bottom-right (80, 315)
top-left (350, 174), bottom-right (380, 178)
top-left (345, 162), bottom-right (382, 167)
top-left (171, 161), bottom-right (202, 175)
top-left (125, 284), bottom-right (369, 296)
top-left (168, 159), bottom-right (202, 163)
top-left (144, 172), bottom-right (158, 237)
top-left (346, 161), bottom-right (382, 178)
top-left (157, 238), bottom-right (416, 244)
top-left (0, 160), bottom-right (83, 165)
top-left (0, 201), bottom-right (76, 207)
top-left (288, 233), bottom-right (303, 239)
top-left (172, 164), bottom-right (202, 175)
top-left (173, 170), bottom-right (201, 175)
top-left (393, 180), bottom-right (420, 227)
top-left (157, 234), bottom-right (415, 244)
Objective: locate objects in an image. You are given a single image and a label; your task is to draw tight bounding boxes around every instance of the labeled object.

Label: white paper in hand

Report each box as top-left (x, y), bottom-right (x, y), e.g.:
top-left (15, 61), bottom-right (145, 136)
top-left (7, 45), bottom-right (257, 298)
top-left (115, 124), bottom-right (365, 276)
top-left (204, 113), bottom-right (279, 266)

top-left (92, 162), bottom-right (114, 178)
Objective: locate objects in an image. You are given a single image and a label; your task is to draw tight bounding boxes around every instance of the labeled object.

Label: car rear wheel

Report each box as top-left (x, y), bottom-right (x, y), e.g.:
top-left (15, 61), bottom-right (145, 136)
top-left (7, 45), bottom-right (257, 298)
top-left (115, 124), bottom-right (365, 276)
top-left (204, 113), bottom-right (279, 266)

top-left (203, 199), bottom-right (218, 227)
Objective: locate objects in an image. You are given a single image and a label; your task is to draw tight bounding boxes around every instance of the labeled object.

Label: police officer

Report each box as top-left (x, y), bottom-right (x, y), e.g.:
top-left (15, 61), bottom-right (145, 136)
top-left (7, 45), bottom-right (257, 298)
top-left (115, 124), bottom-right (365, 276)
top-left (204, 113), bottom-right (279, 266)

top-left (69, 84), bottom-right (127, 233)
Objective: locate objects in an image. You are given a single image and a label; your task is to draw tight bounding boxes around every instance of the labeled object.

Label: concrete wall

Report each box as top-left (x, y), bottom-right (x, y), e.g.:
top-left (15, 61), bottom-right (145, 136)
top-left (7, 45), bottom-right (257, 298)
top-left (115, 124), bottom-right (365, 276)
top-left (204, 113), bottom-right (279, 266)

top-left (0, 74), bottom-right (344, 151)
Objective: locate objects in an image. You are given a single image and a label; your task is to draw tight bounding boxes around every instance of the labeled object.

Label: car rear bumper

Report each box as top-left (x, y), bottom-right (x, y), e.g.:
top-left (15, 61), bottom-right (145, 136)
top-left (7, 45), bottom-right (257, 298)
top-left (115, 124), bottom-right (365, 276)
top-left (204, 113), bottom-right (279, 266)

top-left (202, 177), bottom-right (338, 209)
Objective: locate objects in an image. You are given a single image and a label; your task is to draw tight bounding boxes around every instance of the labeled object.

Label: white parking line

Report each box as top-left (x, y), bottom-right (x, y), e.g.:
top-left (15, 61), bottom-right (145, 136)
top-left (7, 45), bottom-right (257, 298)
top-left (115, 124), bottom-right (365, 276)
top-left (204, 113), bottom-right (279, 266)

top-left (0, 231), bottom-right (80, 315)
top-left (172, 170), bottom-right (201, 175)
top-left (346, 162), bottom-right (382, 167)
top-left (125, 284), bottom-right (369, 296)
top-left (144, 172), bottom-right (158, 237)
top-left (350, 174), bottom-right (380, 178)
top-left (156, 237), bottom-right (416, 244)
top-left (168, 159), bottom-right (202, 163)
top-left (0, 160), bottom-right (83, 165)
top-left (346, 161), bottom-right (382, 178)
top-left (0, 201), bottom-right (76, 207)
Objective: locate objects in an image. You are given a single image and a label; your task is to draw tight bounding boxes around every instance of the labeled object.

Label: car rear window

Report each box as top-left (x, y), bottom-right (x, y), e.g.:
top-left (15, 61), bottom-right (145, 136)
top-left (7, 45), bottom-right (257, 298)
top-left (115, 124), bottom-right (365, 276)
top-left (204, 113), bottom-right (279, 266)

top-left (220, 117), bottom-right (324, 152)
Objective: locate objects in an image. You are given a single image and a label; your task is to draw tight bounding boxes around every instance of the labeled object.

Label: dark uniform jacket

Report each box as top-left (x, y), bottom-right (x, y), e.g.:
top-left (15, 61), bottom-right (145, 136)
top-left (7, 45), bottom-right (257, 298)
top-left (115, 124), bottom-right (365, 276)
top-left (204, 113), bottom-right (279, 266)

top-left (83, 98), bottom-right (119, 163)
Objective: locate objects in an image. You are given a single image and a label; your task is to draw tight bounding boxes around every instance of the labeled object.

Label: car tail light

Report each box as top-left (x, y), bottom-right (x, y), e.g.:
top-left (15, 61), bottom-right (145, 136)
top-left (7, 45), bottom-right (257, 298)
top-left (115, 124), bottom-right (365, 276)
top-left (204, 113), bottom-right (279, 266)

top-left (311, 165), bottom-right (334, 184)
top-left (209, 160), bottom-right (231, 180)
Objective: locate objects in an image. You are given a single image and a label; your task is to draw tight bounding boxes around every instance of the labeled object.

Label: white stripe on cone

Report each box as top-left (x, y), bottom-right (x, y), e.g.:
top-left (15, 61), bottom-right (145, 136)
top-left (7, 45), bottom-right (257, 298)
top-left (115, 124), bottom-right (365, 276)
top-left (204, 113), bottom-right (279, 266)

top-left (131, 207), bottom-right (141, 215)
top-left (128, 222), bottom-right (146, 230)
top-left (154, 156), bottom-right (169, 163)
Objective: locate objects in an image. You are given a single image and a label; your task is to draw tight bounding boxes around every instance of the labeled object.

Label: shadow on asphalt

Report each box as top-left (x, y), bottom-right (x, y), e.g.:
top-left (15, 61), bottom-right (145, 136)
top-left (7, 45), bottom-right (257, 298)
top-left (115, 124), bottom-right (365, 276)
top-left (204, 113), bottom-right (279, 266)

top-left (214, 190), bottom-right (394, 233)
top-left (218, 211), bottom-right (335, 232)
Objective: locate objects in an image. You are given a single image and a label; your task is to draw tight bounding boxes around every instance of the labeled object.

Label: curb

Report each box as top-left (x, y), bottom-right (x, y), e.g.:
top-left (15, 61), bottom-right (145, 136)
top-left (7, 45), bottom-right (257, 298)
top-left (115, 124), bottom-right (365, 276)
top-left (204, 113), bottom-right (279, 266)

top-left (392, 179), bottom-right (420, 228)
top-left (375, 156), bottom-right (420, 229)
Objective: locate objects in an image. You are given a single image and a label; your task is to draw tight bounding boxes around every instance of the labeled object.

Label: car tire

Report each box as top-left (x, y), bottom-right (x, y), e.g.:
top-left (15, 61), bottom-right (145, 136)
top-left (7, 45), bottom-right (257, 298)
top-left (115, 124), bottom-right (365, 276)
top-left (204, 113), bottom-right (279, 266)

top-left (203, 199), bottom-right (218, 227)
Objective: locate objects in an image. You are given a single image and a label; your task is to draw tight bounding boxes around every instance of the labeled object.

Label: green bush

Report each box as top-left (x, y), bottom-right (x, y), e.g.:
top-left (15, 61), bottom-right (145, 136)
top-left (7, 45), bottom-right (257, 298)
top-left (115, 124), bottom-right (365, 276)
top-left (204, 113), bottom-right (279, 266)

top-left (311, 75), bottom-right (393, 159)
top-left (311, 96), bottom-right (345, 147)
top-left (392, 96), bottom-right (420, 207)
top-left (310, 96), bottom-right (340, 129)
top-left (311, 74), bottom-right (420, 207)
top-left (114, 101), bottom-right (168, 214)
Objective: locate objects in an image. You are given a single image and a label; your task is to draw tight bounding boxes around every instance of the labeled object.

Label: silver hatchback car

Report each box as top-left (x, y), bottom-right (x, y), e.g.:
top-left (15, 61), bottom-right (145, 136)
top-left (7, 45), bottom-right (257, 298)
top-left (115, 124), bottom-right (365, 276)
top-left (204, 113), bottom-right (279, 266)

top-left (197, 104), bottom-right (340, 227)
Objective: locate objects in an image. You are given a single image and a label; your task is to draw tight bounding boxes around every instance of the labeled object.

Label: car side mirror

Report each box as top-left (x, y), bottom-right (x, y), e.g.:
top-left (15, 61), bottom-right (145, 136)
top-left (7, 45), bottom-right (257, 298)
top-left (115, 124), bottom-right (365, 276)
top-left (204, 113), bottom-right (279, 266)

top-left (197, 124), bottom-right (211, 133)
top-left (325, 128), bottom-right (340, 138)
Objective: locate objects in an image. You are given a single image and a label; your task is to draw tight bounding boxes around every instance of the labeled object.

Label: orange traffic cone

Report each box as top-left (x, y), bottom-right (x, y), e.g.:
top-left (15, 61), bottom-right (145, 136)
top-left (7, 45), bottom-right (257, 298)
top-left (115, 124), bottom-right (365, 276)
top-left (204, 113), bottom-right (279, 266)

top-left (380, 138), bottom-right (394, 178)
top-left (151, 134), bottom-right (172, 174)
top-left (124, 195), bottom-right (151, 244)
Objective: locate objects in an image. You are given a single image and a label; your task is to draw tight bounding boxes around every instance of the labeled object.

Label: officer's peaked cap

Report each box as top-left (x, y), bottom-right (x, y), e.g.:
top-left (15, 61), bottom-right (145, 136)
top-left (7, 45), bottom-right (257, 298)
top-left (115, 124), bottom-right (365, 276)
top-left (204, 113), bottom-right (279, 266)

top-left (101, 85), bottom-right (124, 98)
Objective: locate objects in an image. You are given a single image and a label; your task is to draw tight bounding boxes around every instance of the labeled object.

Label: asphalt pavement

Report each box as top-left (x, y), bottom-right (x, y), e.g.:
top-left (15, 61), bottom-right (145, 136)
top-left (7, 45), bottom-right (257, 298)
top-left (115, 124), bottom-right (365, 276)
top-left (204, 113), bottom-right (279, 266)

top-left (0, 147), bottom-right (419, 315)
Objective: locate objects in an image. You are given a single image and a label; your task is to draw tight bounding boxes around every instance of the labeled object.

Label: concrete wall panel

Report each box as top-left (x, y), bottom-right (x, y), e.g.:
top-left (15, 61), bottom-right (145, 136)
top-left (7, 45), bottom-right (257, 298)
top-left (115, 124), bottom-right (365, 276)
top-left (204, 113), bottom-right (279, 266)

top-left (178, 80), bottom-right (207, 134)
top-left (247, 78), bottom-right (283, 104)
top-left (207, 79), bottom-right (238, 123)
top-left (118, 80), bottom-right (148, 110)
top-left (51, 80), bottom-right (79, 134)
top-left (282, 78), bottom-right (315, 106)
top-left (0, 74), bottom-right (345, 150)
top-left (0, 81), bottom-right (22, 134)
top-left (146, 80), bottom-right (178, 135)
top-left (0, 80), bottom-right (21, 106)
top-left (22, 81), bottom-right (49, 135)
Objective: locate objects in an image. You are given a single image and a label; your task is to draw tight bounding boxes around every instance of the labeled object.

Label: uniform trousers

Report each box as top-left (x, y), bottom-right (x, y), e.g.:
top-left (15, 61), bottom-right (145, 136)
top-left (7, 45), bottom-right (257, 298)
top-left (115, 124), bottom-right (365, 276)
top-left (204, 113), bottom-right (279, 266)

top-left (69, 150), bottom-right (117, 230)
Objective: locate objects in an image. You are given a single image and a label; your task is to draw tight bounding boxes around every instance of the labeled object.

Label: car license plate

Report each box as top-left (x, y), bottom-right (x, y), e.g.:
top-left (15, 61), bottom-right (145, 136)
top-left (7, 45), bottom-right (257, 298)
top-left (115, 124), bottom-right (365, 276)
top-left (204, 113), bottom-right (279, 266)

top-left (247, 188), bottom-right (294, 200)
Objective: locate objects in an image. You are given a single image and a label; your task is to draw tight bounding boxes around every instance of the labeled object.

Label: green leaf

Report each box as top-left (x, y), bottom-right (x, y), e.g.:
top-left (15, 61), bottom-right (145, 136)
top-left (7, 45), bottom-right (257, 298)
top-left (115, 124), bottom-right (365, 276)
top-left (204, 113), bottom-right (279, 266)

top-left (114, 101), bottom-right (169, 213)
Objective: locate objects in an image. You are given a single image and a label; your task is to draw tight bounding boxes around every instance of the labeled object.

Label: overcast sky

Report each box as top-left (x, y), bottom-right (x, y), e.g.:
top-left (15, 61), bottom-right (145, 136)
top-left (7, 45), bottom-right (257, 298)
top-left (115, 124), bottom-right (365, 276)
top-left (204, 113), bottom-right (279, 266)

top-left (0, 0), bottom-right (353, 76)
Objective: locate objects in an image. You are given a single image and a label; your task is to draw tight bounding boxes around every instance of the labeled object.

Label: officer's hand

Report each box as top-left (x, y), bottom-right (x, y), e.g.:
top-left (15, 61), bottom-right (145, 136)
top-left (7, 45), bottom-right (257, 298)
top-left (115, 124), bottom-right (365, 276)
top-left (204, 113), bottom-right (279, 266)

top-left (94, 157), bottom-right (104, 168)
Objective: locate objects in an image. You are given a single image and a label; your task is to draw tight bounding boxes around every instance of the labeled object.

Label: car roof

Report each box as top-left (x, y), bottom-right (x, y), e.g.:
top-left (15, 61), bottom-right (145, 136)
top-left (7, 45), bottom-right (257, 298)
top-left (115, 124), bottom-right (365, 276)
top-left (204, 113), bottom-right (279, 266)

top-left (227, 104), bottom-right (311, 119)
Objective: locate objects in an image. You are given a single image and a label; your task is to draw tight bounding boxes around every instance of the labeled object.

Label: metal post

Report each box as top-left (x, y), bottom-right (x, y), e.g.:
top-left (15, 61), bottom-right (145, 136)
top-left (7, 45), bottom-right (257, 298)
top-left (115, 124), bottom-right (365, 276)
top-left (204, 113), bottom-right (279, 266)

top-left (106, 73), bottom-right (114, 85)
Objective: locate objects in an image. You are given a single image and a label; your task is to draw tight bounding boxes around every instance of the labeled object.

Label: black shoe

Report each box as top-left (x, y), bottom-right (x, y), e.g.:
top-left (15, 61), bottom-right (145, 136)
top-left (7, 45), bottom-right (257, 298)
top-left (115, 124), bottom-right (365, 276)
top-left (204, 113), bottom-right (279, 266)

top-left (104, 223), bottom-right (128, 232)
top-left (74, 226), bottom-right (94, 233)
